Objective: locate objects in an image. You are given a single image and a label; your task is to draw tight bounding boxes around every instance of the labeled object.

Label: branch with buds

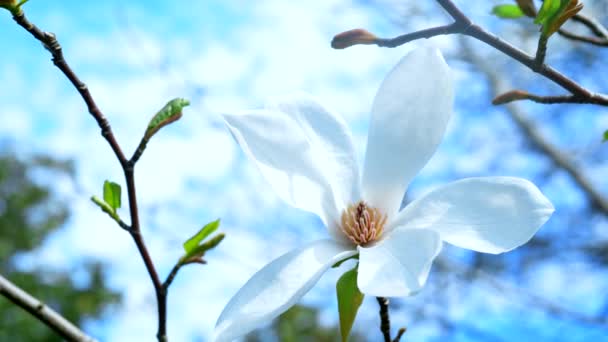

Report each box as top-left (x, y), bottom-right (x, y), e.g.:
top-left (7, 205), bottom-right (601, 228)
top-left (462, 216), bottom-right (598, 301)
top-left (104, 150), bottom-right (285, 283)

top-left (331, 0), bottom-right (608, 106)
top-left (3, 5), bottom-right (224, 342)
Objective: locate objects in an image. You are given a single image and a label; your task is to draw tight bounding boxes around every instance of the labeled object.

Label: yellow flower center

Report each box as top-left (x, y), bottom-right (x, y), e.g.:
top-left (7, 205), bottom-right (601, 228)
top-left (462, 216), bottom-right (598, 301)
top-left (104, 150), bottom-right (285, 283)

top-left (340, 201), bottom-right (387, 246)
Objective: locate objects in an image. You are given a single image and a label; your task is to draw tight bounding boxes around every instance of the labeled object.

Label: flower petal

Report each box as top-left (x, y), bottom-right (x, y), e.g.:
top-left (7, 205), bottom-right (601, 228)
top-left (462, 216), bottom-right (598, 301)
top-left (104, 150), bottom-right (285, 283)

top-left (214, 240), bottom-right (356, 342)
top-left (224, 93), bottom-right (359, 235)
top-left (392, 177), bottom-right (554, 254)
top-left (362, 47), bottom-right (454, 216)
top-left (357, 229), bottom-right (442, 297)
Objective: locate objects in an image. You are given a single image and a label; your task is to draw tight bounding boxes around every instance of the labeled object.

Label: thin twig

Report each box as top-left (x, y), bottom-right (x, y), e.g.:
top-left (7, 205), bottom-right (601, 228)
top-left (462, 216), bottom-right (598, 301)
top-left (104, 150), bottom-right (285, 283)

top-left (493, 91), bottom-right (603, 105)
top-left (558, 28), bottom-right (608, 46)
top-left (558, 13), bottom-right (608, 45)
top-left (393, 328), bottom-right (406, 342)
top-left (333, 0), bottom-right (608, 106)
top-left (163, 264), bottom-right (183, 292)
top-left (534, 35), bottom-right (548, 67)
top-left (11, 11), bottom-right (127, 166)
top-left (376, 297), bottom-right (392, 342)
top-left (462, 40), bottom-right (608, 216)
top-left (0, 274), bottom-right (97, 342)
top-left (570, 13), bottom-right (608, 39)
top-left (11, 10), bottom-right (170, 342)
top-left (439, 257), bottom-right (608, 327)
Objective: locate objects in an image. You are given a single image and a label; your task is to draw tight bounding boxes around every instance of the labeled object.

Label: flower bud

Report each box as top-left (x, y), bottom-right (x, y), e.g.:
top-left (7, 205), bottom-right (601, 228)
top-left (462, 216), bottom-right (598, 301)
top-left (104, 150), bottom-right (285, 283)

top-left (331, 29), bottom-right (378, 49)
top-left (492, 90), bottom-right (530, 105)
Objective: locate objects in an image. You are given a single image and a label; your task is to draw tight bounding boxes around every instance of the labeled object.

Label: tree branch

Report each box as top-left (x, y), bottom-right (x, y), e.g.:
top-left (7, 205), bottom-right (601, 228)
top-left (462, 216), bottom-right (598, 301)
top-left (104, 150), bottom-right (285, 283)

top-left (332, 0), bottom-right (608, 106)
top-left (558, 28), bottom-right (608, 46)
top-left (570, 13), bottom-right (608, 39)
top-left (462, 40), bottom-right (608, 216)
top-left (11, 10), bottom-right (170, 342)
top-left (376, 297), bottom-right (405, 342)
top-left (0, 274), bottom-right (97, 342)
top-left (376, 297), bottom-right (392, 342)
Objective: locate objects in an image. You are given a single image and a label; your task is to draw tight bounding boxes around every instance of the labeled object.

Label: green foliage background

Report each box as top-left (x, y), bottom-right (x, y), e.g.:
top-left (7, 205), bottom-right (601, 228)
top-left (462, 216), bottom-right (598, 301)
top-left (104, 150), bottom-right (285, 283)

top-left (0, 151), bottom-right (120, 341)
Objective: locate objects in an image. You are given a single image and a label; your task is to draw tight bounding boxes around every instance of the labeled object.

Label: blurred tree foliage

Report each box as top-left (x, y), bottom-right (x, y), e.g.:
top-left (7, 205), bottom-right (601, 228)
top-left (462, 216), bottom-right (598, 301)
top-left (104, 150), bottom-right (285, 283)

top-left (0, 150), bottom-right (120, 341)
top-left (246, 304), bottom-right (365, 342)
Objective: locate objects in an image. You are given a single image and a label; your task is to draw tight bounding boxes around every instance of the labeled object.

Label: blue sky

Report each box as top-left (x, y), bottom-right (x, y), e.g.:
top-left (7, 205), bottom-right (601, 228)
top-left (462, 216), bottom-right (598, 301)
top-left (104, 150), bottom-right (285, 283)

top-left (1, 0), bottom-right (607, 341)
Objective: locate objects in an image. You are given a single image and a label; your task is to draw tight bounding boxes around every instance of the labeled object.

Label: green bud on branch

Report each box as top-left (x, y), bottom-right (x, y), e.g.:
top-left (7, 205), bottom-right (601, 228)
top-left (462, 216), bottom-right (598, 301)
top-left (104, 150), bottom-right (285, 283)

top-left (535, 0), bottom-right (583, 37)
top-left (0, 0), bottom-right (28, 15)
top-left (144, 98), bottom-right (190, 141)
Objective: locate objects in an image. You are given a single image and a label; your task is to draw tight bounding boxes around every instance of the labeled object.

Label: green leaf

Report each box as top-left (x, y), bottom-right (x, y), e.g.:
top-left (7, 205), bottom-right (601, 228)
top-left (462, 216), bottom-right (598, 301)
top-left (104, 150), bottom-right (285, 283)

top-left (535, 0), bottom-right (561, 25)
top-left (183, 219), bottom-right (221, 254)
top-left (180, 233), bottom-right (225, 263)
top-left (144, 98), bottom-right (190, 140)
top-left (336, 266), bottom-right (364, 342)
top-left (603, 130), bottom-right (608, 142)
top-left (102, 180), bottom-right (121, 211)
top-left (492, 4), bottom-right (525, 18)
top-left (543, 0), bottom-right (583, 36)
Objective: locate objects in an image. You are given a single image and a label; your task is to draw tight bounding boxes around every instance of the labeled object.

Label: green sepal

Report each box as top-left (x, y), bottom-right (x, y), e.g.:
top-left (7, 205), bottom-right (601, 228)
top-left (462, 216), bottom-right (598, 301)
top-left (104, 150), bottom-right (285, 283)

top-left (103, 180), bottom-right (121, 212)
top-left (491, 4), bottom-right (525, 19)
top-left (332, 254), bottom-right (359, 268)
top-left (336, 265), bottom-right (364, 342)
top-left (144, 98), bottom-right (190, 140)
top-left (183, 219), bottom-right (220, 254)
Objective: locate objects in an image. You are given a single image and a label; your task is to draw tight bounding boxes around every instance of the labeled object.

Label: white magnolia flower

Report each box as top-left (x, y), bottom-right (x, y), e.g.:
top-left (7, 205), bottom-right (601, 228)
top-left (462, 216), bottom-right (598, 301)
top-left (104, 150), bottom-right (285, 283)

top-left (215, 47), bottom-right (554, 341)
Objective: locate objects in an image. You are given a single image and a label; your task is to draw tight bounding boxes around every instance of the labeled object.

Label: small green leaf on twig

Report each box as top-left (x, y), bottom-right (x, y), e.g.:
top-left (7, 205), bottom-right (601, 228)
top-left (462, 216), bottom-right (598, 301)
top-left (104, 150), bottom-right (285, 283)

top-left (183, 219), bottom-right (220, 254)
top-left (144, 98), bottom-right (190, 140)
top-left (492, 4), bottom-right (525, 19)
top-left (103, 180), bottom-right (121, 211)
top-left (180, 233), bottom-right (225, 264)
top-left (91, 195), bottom-right (119, 220)
top-left (603, 130), bottom-right (608, 142)
top-left (337, 265), bottom-right (364, 342)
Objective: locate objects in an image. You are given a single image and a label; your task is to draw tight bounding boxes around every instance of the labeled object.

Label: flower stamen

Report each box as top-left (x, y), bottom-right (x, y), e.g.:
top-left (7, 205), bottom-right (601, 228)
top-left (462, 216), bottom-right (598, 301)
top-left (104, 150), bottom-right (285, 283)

top-left (340, 201), bottom-right (387, 246)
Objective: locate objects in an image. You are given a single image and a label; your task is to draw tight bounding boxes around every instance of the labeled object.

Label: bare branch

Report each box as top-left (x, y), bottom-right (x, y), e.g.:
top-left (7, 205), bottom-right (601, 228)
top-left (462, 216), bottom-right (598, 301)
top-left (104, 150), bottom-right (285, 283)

top-left (570, 13), bottom-right (608, 39)
top-left (0, 274), bottom-right (97, 342)
top-left (376, 297), bottom-right (392, 342)
top-left (558, 28), bottom-right (608, 46)
top-left (10, 10), bottom-right (170, 341)
top-left (376, 297), bottom-right (406, 342)
top-left (462, 40), bottom-right (608, 216)
top-left (492, 90), bottom-right (604, 105)
top-left (441, 258), bottom-right (608, 327)
top-left (332, 0), bottom-right (608, 106)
